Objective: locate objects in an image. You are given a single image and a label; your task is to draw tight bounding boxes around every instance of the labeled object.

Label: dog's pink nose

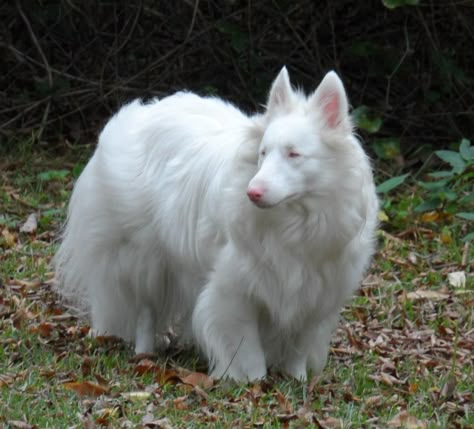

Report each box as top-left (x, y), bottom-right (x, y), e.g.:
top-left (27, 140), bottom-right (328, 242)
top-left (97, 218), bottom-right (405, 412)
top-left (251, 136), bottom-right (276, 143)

top-left (247, 188), bottom-right (264, 202)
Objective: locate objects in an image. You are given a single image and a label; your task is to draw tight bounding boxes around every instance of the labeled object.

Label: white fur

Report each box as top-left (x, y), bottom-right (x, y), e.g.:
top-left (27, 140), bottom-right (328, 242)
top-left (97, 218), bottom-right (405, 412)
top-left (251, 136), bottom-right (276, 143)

top-left (54, 67), bottom-right (378, 381)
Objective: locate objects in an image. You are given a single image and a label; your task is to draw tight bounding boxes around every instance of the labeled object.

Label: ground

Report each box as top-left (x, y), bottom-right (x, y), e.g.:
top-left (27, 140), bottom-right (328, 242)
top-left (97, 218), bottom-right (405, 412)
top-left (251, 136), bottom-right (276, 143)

top-left (0, 144), bottom-right (472, 428)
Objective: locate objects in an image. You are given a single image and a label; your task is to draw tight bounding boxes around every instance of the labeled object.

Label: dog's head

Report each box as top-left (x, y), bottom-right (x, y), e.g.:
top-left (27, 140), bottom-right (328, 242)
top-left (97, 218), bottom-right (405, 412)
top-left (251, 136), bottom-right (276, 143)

top-left (247, 67), bottom-right (359, 208)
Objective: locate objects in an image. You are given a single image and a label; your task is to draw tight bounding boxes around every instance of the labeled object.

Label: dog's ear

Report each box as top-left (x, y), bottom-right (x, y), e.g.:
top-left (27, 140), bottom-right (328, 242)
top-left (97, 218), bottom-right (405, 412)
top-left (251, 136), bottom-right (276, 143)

top-left (266, 66), bottom-right (293, 113)
top-left (311, 71), bottom-right (350, 131)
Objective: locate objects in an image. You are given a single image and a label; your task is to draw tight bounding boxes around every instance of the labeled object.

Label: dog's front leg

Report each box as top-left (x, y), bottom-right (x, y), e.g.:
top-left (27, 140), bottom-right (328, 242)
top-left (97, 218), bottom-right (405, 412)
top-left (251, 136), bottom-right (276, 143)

top-left (193, 285), bottom-right (267, 382)
top-left (135, 304), bottom-right (156, 354)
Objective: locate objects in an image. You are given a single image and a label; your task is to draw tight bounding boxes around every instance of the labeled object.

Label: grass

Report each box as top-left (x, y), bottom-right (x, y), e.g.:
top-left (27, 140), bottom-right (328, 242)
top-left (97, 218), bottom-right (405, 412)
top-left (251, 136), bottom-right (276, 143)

top-left (0, 143), bottom-right (472, 428)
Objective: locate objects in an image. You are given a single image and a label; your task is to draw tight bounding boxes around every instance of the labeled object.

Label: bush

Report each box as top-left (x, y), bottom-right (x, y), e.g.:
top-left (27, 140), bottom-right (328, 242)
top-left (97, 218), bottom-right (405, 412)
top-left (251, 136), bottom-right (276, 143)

top-left (1, 0), bottom-right (472, 155)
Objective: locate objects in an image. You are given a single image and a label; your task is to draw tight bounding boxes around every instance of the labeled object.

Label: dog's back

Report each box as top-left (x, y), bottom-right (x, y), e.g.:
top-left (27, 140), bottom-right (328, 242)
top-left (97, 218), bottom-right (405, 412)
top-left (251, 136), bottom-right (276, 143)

top-left (54, 93), bottom-right (258, 342)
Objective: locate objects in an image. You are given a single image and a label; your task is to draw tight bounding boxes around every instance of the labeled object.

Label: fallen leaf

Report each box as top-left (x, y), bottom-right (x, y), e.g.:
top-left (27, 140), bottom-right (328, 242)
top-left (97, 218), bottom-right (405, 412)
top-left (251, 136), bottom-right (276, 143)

top-left (158, 369), bottom-right (182, 385)
top-left (0, 374), bottom-right (15, 387)
top-left (2, 228), bottom-right (17, 248)
top-left (380, 372), bottom-right (402, 386)
top-left (440, 228), bottom-right (452, 245)
top-left (180, 371), bottom-right (214, 389)
top-left (19, 213), bottom-right (38, 233)
top-left (142, 415), bottom-right (174, 429)
top-left (439, 375), bottom-right (456, 400)
top-left (345, 325), bottom-right (363, 349)
top-left (277, 413), bottom-right (297, 423)
top-left (406, 290), bottom-right (449, 301)
top-left (407, 252), bottom-right (417, 264)
top-left (122, 391), bottom-right (152, 400)
top-left (420, 211), bottom-right (439, 223)
top-left (315, 416), bottom-right (341, 428)
top-left (307, 375), bottom-right (319, 396)
top-left (447, 271), bottom-right (466, 288)
top-left (81, 357), bottom-right (94, 377)
top-left (7, 421), bottom-right (36, 429)
top-left (30, 322), bottom-right (55, 338)
top-left (9, 278), bottom-right (41, 288)
top-left (63, 381), bottom-right (109, 397)
top-left (275, 389), bottom-right (292, 414)
top-left (94, 407), bottom-right (119, 426)
top-left (387, 411), bottom-right (428, 428)
top-left (130, 352), bottom-right (158, 362)
top-left (173, 395), bottom-right (189, 410)
top-left (134, 358), bottom-right (159, 376)
top-left (378, 211), bottom-right (389, 222)
top-left (364, 394), bottom-right (384, 406)
top-left (94, 373), bottom-right (108, 386)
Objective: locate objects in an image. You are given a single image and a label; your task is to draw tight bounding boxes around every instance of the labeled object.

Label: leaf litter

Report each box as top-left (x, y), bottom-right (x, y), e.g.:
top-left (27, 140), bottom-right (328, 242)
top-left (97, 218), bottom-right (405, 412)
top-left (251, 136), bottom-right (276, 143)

top-left (0, 154), bottom-right (473, 428)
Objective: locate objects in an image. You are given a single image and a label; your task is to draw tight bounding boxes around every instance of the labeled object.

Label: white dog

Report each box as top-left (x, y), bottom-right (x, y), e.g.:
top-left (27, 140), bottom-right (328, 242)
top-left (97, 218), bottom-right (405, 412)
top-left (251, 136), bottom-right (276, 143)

top-left (54, 67), bottom-right (378, 381)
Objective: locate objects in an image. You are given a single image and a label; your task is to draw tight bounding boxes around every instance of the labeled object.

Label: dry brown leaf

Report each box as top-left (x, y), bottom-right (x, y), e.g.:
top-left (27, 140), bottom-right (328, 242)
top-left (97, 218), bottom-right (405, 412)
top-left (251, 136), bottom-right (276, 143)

top-left (440, 229), bottom-right (452, 244)
top-left (0, 374), bottom-right (15, 387)
top-left (275, 389), bottom-right (292, 414)
top-left (406, 290), bottom-right (449, 301)
top-left (364, 394), bottom-right (384, 407)
top-left (30, 322), bottom-right (55, 338)
top-left (420, 211), bottom-right (440, 223)
top-left (277, 413), bottom-right (297, 423)
top-left (142, 416), bottom-right (174, 429)
top-left (180, 371), bottom-right (214, 389)
top-left (134, 358), bottom-right (159, 376)
top-left (387, 411), bottom-right (428, 428)
top-left (63, 381), bottom-right (109, 397)
top-left (157, 368), bottom-right (181, 385)
top-left (19, 213), bottom-right (38, 234)
top-left (345, 325), bottom-right (363, 349)
top-left (173, 395), bottom-right (189, 410)
top-left (307, 375), bottom-right (319, 397)
top-left (7, 421), bottom-right (36, 429)
top-left (130, 352), bottom-right (158, 362)
top-left (81, 357), bottom-right (94, 377)
top-left (9, 278), bottom-right (41, 288)
top-left (2, 228), bottom-right (17, 248)
top-left (94, 373), bottom-right (108, 386)
top-left (439, 375), bottom-right (456, 400)
top-left (316, 416), bottom-right (342, 428)
top-left (193, 384), bottom-right (209, 400)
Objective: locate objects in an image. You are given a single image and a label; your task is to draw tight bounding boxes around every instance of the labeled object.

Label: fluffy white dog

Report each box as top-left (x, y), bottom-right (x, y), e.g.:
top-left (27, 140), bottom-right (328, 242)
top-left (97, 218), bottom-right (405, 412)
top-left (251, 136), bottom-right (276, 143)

top-left (54, 67), bottom-right (378, 381)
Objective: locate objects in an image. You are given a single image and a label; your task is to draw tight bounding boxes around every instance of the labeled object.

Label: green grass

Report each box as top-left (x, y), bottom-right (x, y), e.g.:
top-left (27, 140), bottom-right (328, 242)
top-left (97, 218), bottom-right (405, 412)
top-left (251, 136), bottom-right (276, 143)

top-left (0, 143), bottom-right (472, 428)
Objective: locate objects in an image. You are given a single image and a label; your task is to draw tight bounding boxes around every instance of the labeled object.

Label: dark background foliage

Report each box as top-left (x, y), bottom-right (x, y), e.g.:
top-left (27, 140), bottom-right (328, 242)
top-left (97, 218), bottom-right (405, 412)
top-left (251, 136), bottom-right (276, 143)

top-left (1, 0), bottom-right (473, 160)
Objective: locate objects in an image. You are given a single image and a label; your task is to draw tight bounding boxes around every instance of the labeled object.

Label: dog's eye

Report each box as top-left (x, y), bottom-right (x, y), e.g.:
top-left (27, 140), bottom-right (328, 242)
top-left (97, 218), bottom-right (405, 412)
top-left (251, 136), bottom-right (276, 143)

top-left (288, 151), bottom-right (301, 158)
top-left (260, 150), bottom-right (266, 157)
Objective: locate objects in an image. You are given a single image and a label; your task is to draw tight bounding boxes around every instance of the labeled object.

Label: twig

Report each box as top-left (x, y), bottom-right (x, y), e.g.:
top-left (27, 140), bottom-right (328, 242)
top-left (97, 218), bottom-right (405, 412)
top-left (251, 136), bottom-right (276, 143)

top-left (461, 241), bottom-right (469, 267)
top-left (185, 0), bottom-right (200, 41)
top-left (220, 336), bottom-right (244, 380)
top-left (16, 0), bottom-right (53, 141)
top-left (385, 20), bottom-right (411, 109)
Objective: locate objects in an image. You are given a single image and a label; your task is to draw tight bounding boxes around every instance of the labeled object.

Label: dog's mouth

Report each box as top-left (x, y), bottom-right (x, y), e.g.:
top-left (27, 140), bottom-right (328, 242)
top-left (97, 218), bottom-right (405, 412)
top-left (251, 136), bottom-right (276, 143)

top-left (252, 193), bottom-right (301, 209)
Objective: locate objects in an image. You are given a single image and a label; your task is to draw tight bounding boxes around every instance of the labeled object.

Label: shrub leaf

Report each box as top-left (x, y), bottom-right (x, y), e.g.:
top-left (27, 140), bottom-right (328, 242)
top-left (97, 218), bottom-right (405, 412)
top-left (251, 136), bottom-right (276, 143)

top-left (376, 173), bottom-right (409, 194)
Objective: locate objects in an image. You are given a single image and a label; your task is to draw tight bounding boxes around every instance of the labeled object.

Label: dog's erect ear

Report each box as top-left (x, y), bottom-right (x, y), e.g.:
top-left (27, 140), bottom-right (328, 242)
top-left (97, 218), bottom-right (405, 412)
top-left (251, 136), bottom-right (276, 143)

top-left (266, 66), bottom-right (293, 113)
top-left (311, 71), bottom-right (349, 130)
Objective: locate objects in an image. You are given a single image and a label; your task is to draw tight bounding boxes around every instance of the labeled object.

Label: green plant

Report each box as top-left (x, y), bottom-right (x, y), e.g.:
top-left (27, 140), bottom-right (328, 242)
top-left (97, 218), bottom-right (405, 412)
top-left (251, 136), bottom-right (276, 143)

top-left (352, 106), bottom-right (383, 134)
top-left (382, 0), bottom-right (419, 9)
top-left (38, 169), bottom-right (70, 182)
top-left (415, 139), bottom-right (474, 240)
top-left (376, 173), bottom-right (410, 194)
